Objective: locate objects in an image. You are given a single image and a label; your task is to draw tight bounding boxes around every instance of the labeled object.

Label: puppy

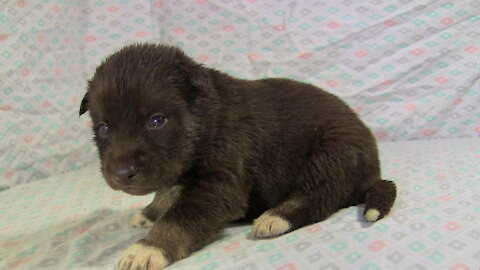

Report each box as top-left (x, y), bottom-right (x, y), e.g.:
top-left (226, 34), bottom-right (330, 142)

top-left (79, 43), bottom-right (396, 270)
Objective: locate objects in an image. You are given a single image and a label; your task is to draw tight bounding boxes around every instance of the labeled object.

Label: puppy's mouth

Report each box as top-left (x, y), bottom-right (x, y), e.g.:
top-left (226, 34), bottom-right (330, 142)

top-left (102, 171), bottom-right (157, 195)
top-left (111, 181), bottom-right (156, 196)
top-left (122, 185), bottom-right (154, 196)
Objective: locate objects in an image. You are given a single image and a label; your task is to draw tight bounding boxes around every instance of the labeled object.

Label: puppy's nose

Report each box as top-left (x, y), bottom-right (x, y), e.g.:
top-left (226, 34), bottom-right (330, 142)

top-left (114, 158), bottom-right (138, 185)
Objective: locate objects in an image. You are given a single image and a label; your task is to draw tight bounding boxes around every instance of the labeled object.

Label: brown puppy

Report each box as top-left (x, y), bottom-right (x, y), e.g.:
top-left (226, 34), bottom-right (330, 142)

top-left (80, 43), bottom-right (396, 269)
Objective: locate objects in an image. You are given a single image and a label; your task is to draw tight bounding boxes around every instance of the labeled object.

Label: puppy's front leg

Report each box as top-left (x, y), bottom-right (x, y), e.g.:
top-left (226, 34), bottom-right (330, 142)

top-left (130, 186), bottom-right (183, 229)
top-left (118, 172), bottom-right (248, 270)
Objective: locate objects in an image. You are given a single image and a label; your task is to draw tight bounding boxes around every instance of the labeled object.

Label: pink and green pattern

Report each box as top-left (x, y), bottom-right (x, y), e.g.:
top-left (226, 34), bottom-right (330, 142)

top-left (1, 0), bottom-right (480, 187)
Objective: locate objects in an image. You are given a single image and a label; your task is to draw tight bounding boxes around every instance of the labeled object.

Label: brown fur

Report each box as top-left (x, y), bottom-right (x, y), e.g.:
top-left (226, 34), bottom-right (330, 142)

top-left (80, 43), bottom-right (396, 266)
top-left (142, 185), bottom-right (182, 222)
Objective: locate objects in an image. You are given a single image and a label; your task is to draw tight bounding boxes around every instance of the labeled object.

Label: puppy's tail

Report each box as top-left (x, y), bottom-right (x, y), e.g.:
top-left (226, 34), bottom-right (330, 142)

top-left (363, 180), bottom-right (396, 222)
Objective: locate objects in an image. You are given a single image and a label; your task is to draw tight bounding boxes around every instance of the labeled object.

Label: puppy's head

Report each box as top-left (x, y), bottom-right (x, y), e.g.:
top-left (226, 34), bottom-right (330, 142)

top-left (79, 44), bottom-right (209, 195)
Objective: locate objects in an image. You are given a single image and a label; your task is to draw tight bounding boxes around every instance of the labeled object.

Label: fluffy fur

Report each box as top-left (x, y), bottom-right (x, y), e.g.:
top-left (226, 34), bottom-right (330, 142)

top-left (80, 43), bottom-right (396, 269)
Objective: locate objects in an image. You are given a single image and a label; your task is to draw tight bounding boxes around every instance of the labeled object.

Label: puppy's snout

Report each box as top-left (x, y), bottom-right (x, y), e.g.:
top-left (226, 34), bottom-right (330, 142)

top-left (114, 158), bottom-right (138, 186)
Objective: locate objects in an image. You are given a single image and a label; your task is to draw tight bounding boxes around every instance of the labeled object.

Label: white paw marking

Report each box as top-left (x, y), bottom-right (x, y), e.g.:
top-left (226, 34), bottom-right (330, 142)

top-left (252, 213), bottom-right (291, 238)
top-left (365, 208), bottom-right (380, 222)
top-left (130, 210), bottom-right (154, 228)
top-left (118, 243), bottom-right (169, 270)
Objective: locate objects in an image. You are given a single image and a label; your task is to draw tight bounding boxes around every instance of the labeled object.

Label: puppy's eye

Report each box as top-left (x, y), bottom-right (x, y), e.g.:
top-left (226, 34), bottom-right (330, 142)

top-left (97, 123), bottom-right (109, 138)
top-left (149, 115), bottom-right (166, 128)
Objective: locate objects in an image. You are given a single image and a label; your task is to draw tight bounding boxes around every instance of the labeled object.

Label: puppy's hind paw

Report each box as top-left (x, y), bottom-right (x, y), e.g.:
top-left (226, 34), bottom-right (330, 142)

top-left (252, 212), bottom-right (291, 238)
top-left (130, 210), bottom-right (154, 228)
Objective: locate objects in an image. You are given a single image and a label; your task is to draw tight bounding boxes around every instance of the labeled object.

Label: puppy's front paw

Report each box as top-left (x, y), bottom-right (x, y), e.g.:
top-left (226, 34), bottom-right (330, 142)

top-left (118, 243), bottom-right (169, 270)
top-left (130, 210), bottom-right (154, 228)
top-left (252, 212), bottom-right (291, 238)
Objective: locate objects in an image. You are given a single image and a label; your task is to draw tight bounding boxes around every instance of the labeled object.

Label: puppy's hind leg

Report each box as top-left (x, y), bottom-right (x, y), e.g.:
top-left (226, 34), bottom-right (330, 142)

top-left (252, 193), bottom-right (338, 238)
top-left (253, 140), bottom-right (370, 238)
top-left (252, 195), bottom-right (302, 238)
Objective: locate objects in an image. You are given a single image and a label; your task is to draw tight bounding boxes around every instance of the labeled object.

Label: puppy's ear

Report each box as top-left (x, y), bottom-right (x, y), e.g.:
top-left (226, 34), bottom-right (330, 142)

top-left (183, 65), bottom-right (209, 91)
top-left (79, 93), bottom-right (89, 116)
top-left (177, 57), bottom-right (211, 91)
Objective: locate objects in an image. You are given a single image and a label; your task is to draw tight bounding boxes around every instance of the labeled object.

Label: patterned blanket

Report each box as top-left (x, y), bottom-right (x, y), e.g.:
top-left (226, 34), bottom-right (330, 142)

top-left (1, 0), bottom-right (479, 269)
top-left (1, 138), bottom-right (478, 269)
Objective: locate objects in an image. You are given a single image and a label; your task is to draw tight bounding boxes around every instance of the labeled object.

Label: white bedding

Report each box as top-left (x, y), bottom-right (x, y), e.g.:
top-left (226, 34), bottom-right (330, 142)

top-left (1, 138), bottom-right (479, 269)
